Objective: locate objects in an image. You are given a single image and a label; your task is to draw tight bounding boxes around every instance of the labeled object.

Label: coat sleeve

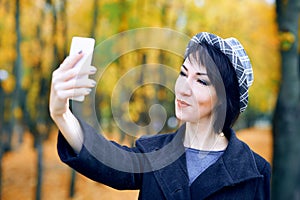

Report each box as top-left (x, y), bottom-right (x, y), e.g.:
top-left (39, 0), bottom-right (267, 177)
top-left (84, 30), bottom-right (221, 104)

top-left (255, 160), bottom-right (271, 200)
top-left (57, 118), bottom-right (144, 190)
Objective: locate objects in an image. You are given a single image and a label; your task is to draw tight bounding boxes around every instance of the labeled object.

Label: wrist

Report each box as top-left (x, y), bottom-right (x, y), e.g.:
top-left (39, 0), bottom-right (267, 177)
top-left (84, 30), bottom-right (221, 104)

top-left (51, 109), bottom-right (71, 124)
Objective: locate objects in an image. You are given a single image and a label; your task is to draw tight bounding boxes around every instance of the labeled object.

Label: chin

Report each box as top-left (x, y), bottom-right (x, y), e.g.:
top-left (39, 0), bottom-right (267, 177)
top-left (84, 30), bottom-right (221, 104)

top-left (175, 113), bottom-right (196, 123)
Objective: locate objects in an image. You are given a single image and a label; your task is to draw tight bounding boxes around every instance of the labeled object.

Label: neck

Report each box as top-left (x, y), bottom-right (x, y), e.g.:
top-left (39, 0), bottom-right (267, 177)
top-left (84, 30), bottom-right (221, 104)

top-left (183, 121), bottom-right (228, 151)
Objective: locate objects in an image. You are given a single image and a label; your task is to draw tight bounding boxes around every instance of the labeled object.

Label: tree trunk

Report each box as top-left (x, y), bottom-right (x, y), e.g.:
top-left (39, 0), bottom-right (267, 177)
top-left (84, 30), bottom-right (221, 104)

top-left (60, 0), bottom-right (68, 59)
top-left (35, 137), bottom-right (43, 200)
top-left (12, 0), bottom-right (23, 128)
top-left (90, 0), bottom-right (100, 38)
top-left (13, 0), bottom-right (22, 103)
top-left (11, 0), bottom-right (23, 150)
top-left (0, 85), bottom-right (3, 200)
top-left (69, 169), bottom-right (76, 198)
top-left (0, 86), bottom-right (3, 199)
top-left (0, 148), bottom-right (2, 200)
top-left (272, 0), bottom-right (300, 199)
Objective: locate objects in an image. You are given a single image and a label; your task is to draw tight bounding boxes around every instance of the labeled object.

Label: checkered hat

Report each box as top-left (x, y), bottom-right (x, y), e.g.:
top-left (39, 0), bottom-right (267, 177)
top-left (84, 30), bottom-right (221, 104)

top-left (186, 32), bottom-right (253, 112)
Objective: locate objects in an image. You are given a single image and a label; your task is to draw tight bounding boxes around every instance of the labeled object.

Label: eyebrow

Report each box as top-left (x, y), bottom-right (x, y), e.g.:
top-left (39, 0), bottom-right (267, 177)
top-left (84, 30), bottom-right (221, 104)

top-left (182, 65), bottom-right (208, 76)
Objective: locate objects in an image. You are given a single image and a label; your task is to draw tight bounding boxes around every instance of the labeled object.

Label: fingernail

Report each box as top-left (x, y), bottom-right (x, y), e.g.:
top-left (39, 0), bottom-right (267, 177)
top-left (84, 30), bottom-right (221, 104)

top-left (90, 66), bottom-right (97, 73)
top-left (91, 80), bottom-right (97, 86)
top-left (78, 50), bottom-right (83, 54)
top-left (86, 88), bottom-right (92, 93)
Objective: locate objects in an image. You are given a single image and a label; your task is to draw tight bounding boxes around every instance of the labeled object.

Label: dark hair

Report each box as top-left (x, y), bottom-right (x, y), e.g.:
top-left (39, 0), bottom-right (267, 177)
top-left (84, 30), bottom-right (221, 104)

top-left (185, 42), bottom-right (240, 135)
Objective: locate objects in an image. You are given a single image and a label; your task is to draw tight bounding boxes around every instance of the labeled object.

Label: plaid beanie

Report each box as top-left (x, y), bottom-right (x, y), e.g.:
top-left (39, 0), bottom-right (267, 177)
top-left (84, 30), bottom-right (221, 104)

top-left (186, 32), bottom-right (254, 112)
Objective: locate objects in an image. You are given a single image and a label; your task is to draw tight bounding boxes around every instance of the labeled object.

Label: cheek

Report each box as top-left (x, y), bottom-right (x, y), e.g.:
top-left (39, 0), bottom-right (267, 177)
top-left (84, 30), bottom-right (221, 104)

top-left (196, 88), bottom-right (217, 109)
top-left (174, 77), bottom-right (182, 95)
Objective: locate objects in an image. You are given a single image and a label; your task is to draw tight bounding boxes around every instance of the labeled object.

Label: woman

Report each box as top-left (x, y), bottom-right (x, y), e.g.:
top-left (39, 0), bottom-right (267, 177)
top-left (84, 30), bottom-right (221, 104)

top-left (50, 32), bottom-right (271, 199)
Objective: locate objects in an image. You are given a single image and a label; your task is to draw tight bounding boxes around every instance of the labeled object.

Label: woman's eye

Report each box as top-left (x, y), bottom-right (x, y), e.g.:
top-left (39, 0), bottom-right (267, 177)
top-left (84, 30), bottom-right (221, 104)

top-left (197, 79), bottom-right (209, 86)
top-left (180, 71), bottom-right (187, 77)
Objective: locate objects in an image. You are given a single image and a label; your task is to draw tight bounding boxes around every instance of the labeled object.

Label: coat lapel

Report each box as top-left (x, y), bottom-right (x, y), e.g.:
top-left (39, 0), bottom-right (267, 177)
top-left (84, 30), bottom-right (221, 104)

top-left (137, 126), bottom-right (263, 200)
top-left (151, 125), bottom-right (192, 199)
top-left (190, 129), bottom-right (263, 199)
top-left (153, 153), bottom-right (191, 200)
top-left (137, 124), bottom-right (192, 199)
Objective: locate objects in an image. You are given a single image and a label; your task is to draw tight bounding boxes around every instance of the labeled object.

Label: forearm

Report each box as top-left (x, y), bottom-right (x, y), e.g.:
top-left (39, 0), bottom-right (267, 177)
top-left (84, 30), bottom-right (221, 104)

top-left (57, 118), bottom-right (143, 190)
top-left (52, 109), bottom-right (83, 153)
top-left (49, 53), bottom-right (96, 153)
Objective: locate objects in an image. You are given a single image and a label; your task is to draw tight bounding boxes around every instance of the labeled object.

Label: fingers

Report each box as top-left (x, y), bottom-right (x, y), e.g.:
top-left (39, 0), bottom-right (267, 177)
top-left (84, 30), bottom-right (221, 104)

top-left (50, 55), bottom-right (98, 117)
top-left (55, 87), bottom-right (93, 101)
top-left (60, 52), bottom-right (84, 71)
top-left (51, 54), bottom-right (98, 100)
top-left (53, 77), bottom-right (96, 91)
top-left (53, 65), bottom-right (97, 83)
top-left (51, 66), bottom-right (97, 101)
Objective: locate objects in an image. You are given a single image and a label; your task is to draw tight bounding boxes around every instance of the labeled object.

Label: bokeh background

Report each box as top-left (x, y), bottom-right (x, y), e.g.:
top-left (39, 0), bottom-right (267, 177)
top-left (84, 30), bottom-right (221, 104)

top-left (0, 0), bottom-right (299, 199)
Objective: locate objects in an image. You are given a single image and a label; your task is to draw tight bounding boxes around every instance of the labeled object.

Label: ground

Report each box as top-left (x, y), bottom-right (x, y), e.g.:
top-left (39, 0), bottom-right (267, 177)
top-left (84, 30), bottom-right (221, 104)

top-left (2, 127), bottom-right (272, 200)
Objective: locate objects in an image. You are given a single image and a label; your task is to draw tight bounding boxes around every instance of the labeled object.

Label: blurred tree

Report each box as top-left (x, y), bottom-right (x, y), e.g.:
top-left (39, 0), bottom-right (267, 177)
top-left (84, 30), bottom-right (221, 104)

top-left (69, 0), bottom-right (102, 198)
top-left (90, 0), bottom-right (100, 38)
top-left (0, 0), bottom-right (23, 198)
top-left (184, 0), bottom-right (279, 127)
top-left (0, 72), bottom-right (8, 200)
top-left (272, 0), bottom-right (300, 199)
top-left (22, 1), bottom-right (51, 199)
top-left (91, 0), bottom-right (279, 139)
top-left (0, 0), bottom-right (282, 198)
top-left (19, 0), bottom-right (69, 199)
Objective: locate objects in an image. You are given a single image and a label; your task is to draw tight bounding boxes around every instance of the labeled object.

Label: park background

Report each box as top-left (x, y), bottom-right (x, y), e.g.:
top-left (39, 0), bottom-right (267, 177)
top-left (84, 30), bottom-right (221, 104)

top-left (0, 0), bottom-right (299, 199)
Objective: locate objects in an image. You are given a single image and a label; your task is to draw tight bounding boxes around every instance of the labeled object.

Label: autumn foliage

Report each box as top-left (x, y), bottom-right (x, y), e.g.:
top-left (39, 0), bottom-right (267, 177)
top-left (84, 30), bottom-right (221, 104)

top-left (0, 0), bottom-right (278, 199)
top-left (0, 0), bottom-right (279, 133)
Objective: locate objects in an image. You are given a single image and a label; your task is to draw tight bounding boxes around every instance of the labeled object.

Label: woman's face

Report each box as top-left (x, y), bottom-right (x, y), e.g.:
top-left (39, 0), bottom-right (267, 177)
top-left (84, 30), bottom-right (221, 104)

top-left (175, 57), bottom-right (218, 123)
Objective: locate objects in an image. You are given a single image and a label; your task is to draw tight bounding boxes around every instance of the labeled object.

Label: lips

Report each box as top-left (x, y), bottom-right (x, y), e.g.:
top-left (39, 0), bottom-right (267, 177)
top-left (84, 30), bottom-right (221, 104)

top-left (177, 99), bottom-right (191, 108)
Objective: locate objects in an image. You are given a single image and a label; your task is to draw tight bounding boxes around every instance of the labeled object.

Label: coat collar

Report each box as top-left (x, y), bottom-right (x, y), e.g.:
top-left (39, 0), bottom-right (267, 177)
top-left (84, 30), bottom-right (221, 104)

top-left (137, 124), bottom-right (189, 199)
top-left (136, 124), bottom-right (263, 200)
top-left (190, 128), bottom-right (263, 199)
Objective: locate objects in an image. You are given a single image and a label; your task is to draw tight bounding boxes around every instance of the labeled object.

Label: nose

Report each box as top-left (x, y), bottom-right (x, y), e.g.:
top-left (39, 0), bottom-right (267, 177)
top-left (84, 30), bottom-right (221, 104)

top-left (177, 78), bottom-right (192, 97)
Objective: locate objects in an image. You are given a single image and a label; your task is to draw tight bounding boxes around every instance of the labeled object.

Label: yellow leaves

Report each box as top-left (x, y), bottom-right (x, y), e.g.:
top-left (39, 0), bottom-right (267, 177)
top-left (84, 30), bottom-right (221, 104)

top-left (13, 106), bottom-right (23, 120)
top-left (97, 62), bottom-right (119, 94)
top-left (21, 39), bottom-right (42, 67)
top-left (179, 0), bottom-right (280, 114)
top-left (0, 11), bottom-right (17, 63)
top-left (22, 74), bottom-right (31, 90)
top-left (128, 101), bottom-right (141, 123)
top-left (157, 88), bottom-right (167, 101)
top-left (67, 0), bottom-right (94, 36)
top-left (0, 0), bottom-right (281, 128)
top-left (279, 31), bottom-right (296, 51)
top-left (26, 74), bottom-right (40, 120)
top-left (1, 74), bottom-right (15, 94)
top-left (143, 85), bottom-right (155, 98)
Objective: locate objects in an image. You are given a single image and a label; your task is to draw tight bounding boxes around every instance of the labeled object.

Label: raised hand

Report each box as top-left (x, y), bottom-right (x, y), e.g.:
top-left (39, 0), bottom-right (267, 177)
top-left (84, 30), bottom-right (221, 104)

top-left (49, 52), bottom-right (97, 118)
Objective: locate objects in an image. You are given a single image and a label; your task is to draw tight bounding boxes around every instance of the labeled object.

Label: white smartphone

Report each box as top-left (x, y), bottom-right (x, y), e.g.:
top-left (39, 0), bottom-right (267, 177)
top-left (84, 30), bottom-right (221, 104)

top-left (69, 36), bottom-right (95, 101)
